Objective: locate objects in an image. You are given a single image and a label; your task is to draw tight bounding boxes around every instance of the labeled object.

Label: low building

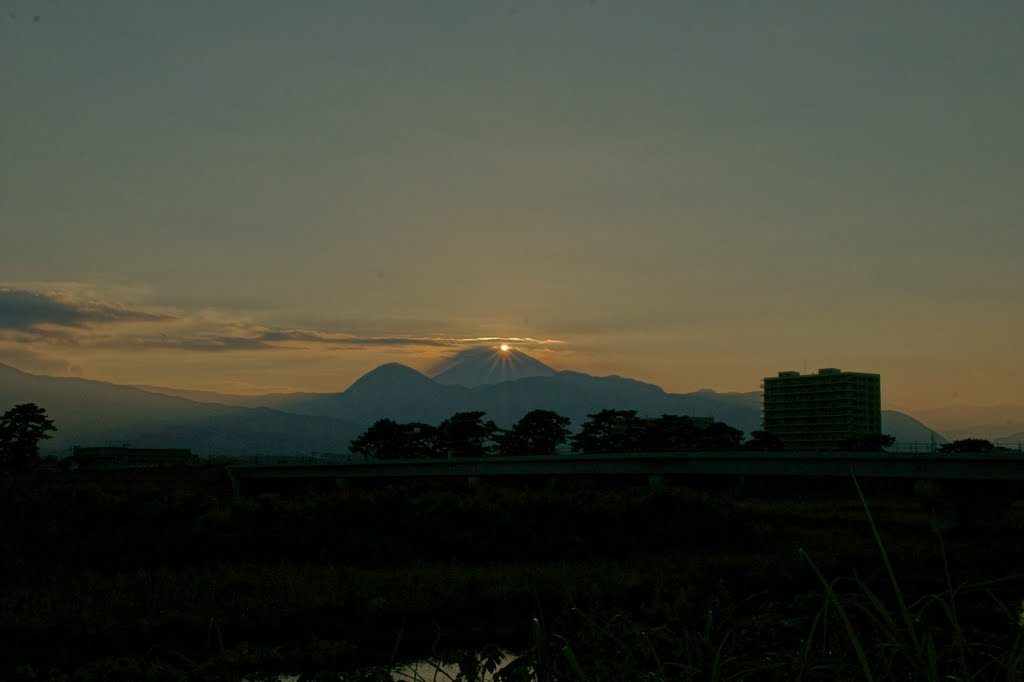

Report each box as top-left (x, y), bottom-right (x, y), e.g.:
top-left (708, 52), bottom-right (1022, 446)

top-left (762, 368), bottom-right (881, 451)
top-left (71, 446), bottom-right (197, 470)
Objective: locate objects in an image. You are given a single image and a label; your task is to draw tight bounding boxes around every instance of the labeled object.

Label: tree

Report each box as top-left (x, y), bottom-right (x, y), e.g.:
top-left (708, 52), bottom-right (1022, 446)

top-left (939, 438), bottom-right (996, 453)
top-left (641, 414), bottom-right (701, 451)
top-left (0, 403), bottom-right (57, 471)
top-left (571, 409), bottom-right (646, 454)
top-left (350, 418), bottom-right (402, 460)
top-left (398, 422), bottom-right (439, 459)
top-left (697, 421), bottom-right (745, 450)
top-left (350, 418), bottom-right (437, 460)
top-left (434, 411), bottom-right (503, 458)
top-left (499, 409), bottom-right (571, 456)
top-left (743, 430), bottom-right (787, 451)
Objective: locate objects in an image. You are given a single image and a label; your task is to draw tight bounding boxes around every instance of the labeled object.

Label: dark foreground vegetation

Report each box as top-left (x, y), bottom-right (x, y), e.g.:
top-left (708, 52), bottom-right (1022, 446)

top-left (2, 465), bottom-right (1024, 681)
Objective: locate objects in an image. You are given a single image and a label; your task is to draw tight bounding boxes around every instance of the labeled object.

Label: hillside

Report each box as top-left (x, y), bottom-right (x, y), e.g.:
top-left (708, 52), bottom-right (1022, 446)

top-left (0, 364), bottom-right (362, 457)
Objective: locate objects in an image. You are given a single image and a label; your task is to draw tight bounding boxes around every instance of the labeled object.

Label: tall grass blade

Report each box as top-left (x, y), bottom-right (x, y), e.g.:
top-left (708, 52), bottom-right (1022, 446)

top-left (560, 643), bottom-right (587, 682)
top-left (800, 547), bottom-right (875, 682)
top-left (802, 593), bottom-right (827, 663)
top-left (851, 473), bottom-right (921, 657)
top-left (710, 628), bottom-right (734, 682)
top-left (851, 572), bottom-right (901, 643)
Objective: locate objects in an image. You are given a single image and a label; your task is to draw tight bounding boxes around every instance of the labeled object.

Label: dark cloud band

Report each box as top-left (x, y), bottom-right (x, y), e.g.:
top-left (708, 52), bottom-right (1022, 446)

top-left (0, 288), bottom-right (170, 330)
top-left (0, 287), bottom-right (565, 353)
top-left (104, 332), bottom-right (460, 352)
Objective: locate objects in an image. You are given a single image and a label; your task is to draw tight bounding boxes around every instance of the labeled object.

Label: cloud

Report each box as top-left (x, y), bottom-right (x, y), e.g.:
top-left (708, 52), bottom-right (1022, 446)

top-left (83, 328), bottom-right (569, 353)
top-left (97, 331), bottom-right (476, 352)
top-left (0, 287), bottom-right (569, 355)
top-left (140, 335), bottom-right (276, 352)
top-left (0, 288), bottom-right (171, 330)
top-left (0, 347), bottom-right (83, 376)
top-left (453, 337), bottom-right (567, 346)
top-left (254, 330), bottom-right (455, 348)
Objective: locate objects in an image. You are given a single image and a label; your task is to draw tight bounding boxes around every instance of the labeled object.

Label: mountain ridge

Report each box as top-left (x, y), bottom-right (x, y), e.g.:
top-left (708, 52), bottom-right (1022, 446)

top-left (0, 359), bottom-right (949, 454)
top-left (248, 360), bottom-right (944, 444)
top-left (0, 363), bottom-right (364, 456)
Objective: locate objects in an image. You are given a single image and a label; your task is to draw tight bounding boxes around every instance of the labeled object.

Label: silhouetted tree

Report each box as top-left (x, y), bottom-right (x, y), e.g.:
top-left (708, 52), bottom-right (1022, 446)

top-left (499, 409), bottom-right (571, 456)
top-left (838, 433), bottom-right (896, 452)
top-left (697, 421), bottom-right (745, 450)
top-left (434, 411), bottom-right (503, 458)
top-left (938, 438), bottom-right (996, 453)
top-left (350, 418), bottom-right (437, 460)
top-left (571, 409), bottom-right (646, 454)
top-left (743, 430), bottom-right (787, 451)
top-left (350, 418), bottom-right (402, 460)
top-left (399, 422), bottom-right (438, 459)
top-left (0, 403), bottom-right (56, 471)
top-left (641, 414), bottom-right (702, 451)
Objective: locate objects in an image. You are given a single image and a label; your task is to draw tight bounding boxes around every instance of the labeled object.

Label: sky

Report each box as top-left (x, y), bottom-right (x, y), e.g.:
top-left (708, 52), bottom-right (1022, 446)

top-left (2, 1), bottom-right (1023, 411)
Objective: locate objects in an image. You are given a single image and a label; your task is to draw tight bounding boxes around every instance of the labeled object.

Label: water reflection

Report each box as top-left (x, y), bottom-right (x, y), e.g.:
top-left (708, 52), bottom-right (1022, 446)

top-left (392, 654), bottom-right (518, 681)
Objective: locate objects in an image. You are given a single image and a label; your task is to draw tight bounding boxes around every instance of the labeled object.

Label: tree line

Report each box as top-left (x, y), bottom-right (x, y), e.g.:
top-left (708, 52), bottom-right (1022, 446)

top-left (350, 408), bottom-right (792, 459)
top-left (0, 401), bottom-right (1012, 470)
top-left (350, 410), bottom-right (1016, 460)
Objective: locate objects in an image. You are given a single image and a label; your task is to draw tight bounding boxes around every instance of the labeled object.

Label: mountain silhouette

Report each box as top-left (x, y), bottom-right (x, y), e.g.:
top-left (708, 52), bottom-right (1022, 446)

top-left (995, 432), bottom-right (1024, 447)
top-left (430, 347), bottom-right (557, 387)
top-left (879, 410), bottom-right (947, 447)
top-left (0, 363), bottom-right (363, 457)
top-left (0, 349), bottom-right (950, 455)
top-left (284, 363), bottom-right (460, 424)
top-left (274, 353), bottom-right (947, 444)
top-left (913, 403), bottom-right (1024, 441)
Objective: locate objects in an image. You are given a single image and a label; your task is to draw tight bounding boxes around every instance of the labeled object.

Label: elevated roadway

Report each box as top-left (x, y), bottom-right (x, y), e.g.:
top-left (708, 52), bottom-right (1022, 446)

top-left (227, 451), bottom-right (1024, 495)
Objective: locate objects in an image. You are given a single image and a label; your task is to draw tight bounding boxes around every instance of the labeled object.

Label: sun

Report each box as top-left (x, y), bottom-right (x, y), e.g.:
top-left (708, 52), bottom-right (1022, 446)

top-left (499, 343), bottom-right (510, 352)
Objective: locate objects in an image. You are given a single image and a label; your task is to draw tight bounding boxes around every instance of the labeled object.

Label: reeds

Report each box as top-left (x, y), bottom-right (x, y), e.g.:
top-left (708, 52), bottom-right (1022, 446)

top-left (796, 474), bottom-right (1024, 681)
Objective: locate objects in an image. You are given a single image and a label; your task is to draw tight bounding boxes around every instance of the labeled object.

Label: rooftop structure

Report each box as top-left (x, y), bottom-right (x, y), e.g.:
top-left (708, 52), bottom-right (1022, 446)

top-left (762, 368), bottom-right (881, 451)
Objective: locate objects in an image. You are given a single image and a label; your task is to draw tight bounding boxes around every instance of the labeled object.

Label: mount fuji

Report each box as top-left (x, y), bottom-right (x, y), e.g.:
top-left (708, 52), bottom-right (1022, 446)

top-left (429, 347), bottom-right (557, 387)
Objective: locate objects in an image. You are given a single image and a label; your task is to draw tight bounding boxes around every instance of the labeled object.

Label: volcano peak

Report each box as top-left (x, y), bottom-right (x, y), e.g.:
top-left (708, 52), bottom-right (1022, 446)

top-left (430, 347), bottom-right (556, 388)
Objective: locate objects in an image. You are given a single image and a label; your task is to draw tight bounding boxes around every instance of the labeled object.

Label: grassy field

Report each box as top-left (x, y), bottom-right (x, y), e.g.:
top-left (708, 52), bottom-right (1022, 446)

top-left (1, 467), bottom-right (1022, 680)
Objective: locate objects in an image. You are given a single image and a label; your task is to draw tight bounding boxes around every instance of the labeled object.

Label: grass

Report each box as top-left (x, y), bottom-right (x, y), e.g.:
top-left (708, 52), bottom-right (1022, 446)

top-left (3, 471), bottom-right (1024, 679)
top-left (389, 475), bottom-right (1024, 682)
top-left (795, 474), bottom-right (1024, 682)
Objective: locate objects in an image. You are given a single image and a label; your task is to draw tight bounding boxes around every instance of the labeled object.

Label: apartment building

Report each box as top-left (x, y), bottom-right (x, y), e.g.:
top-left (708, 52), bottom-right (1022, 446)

top-left (762, 368), bottom-right (881, 451)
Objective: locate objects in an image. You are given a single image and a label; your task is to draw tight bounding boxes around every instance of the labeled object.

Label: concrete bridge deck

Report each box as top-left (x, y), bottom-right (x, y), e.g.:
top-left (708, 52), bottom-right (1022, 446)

top-left (226, 451), bottom-right (1024, 495)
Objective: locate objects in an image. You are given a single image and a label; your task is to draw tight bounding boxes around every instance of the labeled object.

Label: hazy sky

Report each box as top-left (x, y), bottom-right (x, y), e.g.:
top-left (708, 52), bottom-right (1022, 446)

top-left (2, 1), bottom-right (1022, 410)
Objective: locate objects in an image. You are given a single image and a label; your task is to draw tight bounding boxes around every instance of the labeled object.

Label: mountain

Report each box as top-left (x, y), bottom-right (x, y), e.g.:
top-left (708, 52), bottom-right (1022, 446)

top-left (284, 363), bottom-right (462, 424)
top-left (913, 404), bottom-right (1024, 441)
top-left (0, 363), bottom-right (362, 457)
top-left (881, 410), bottom-right (948, 446)
top-left (995, 432), bottom-right (1024, 447)
top-left (467, 371), bottom-right (766, 433)
top-left (430, 347), bottom-right (556, 387)
top-left (131, 384), bottom-right (316, 409)
top-left (279, 359), bottom-right (947, 445)
top-left (285, 366), bottom-right (764, 435)
top-left (3, 349), bottom-right (950, 457)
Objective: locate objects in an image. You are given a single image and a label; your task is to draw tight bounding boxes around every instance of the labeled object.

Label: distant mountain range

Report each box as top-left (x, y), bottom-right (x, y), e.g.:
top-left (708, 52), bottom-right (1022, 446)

top-left (270, 357), bottom-right (943, 446)
top-left (911, 404), bottom-right (1024, 443)
top-left (0, 363), bottom-right (364, 457)
top-left (0, 348), bottom-right (949, 456)
top-left (281, 363), bottom-right (768, 433)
